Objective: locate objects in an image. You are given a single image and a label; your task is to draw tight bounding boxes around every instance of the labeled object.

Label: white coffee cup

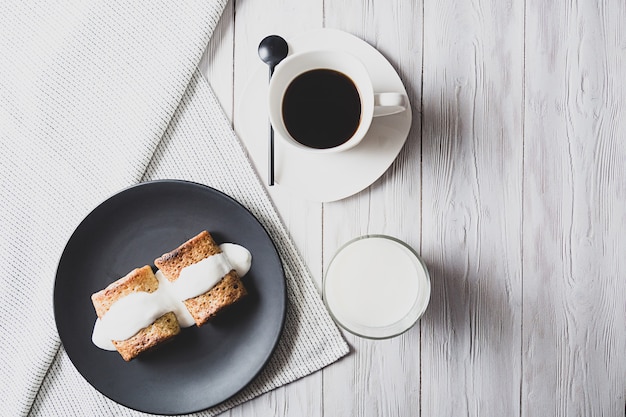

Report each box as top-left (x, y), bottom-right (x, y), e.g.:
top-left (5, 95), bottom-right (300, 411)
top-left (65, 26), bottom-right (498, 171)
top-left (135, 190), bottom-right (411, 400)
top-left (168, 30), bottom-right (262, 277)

top-left (268, 50), bottom-right (407, 153)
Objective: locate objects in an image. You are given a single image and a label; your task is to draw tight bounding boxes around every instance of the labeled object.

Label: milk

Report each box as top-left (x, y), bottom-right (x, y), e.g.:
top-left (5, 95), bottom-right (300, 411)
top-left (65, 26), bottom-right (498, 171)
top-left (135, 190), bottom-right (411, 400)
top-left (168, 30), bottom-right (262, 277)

top-left (324, 236), bottom-right (430, 338)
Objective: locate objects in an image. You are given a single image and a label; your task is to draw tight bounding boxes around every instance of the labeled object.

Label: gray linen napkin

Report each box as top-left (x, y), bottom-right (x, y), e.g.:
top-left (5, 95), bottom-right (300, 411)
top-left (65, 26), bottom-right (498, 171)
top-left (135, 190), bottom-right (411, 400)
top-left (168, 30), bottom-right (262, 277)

top-left (0, 1), bottom-right (348, 415)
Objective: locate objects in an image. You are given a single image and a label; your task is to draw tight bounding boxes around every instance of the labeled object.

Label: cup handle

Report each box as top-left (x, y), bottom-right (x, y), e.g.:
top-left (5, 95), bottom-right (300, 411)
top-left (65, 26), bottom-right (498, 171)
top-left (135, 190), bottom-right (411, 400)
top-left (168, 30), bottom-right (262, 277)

top-left (373, 93), bottom-right (407, 117)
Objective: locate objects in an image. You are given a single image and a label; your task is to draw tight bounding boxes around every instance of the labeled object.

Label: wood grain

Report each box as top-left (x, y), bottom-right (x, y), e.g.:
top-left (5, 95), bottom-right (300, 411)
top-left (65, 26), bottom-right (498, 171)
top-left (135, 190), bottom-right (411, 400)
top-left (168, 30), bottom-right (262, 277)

top-left (322, 1), bottom-right (423, 416)
top-left (523, 0), bottom-right (626, 415)
top-left (420, 0), bottom-right (524, 415)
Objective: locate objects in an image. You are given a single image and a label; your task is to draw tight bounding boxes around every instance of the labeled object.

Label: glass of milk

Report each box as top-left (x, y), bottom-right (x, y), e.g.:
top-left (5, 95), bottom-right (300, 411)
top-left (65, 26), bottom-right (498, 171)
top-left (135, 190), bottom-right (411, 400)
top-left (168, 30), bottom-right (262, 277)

top-left (323, 235), bottom-right (430, 339)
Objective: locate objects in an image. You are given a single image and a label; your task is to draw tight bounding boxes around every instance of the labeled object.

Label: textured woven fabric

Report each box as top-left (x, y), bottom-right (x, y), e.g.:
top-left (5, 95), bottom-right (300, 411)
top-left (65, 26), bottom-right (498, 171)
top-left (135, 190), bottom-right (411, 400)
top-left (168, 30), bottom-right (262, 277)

top-left (0, 2), bottom-right (348, 416)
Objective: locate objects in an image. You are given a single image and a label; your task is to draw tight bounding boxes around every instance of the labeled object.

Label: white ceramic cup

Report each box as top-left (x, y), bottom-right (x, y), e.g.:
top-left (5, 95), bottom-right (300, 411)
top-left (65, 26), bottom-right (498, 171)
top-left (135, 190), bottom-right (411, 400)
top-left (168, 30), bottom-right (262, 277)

top-left (268, 50), bottom-right (407, 153)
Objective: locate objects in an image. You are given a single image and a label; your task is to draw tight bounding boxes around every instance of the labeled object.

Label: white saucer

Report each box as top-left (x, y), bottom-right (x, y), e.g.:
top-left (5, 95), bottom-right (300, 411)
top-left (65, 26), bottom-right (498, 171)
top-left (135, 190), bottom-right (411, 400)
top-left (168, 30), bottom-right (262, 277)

top-left (236, 29), bottom-right (412, 202)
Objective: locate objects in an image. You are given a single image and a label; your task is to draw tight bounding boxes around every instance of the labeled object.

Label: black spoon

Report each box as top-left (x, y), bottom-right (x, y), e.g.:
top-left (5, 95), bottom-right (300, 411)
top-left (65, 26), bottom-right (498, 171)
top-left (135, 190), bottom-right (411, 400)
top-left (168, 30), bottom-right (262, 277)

top-left (258, 35), bottom-right (289, 187)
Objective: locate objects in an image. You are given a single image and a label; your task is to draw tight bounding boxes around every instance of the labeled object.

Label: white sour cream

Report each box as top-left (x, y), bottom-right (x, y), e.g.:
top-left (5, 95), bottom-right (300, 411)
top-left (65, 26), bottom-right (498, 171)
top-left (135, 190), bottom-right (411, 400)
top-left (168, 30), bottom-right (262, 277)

top-left (220, 243), bottom-right (252, 277)
top-left (170, 252), bottom-right (234, 301)
top-left (92, 243), bottom-right (252, 351)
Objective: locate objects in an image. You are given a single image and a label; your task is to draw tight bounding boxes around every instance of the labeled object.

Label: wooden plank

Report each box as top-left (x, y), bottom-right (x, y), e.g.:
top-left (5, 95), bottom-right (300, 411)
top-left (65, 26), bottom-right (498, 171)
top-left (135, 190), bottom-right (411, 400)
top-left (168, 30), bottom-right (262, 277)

top-left (420, 0), bottom-right (524, 415)
top-left (322, 0), bottom-right (424, 416)
top-left (232, 0), bottom-right (325, 280)
top-left (522, 0), bottom-right (626, 415)
top-left (229, 1), bottom-right (325, 416)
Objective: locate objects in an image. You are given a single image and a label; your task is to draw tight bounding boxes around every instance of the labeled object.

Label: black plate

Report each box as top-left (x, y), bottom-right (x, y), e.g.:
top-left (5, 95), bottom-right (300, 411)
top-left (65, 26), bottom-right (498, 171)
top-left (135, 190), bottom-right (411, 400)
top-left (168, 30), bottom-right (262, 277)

top-left (54, 180), bottom-right (286, 415)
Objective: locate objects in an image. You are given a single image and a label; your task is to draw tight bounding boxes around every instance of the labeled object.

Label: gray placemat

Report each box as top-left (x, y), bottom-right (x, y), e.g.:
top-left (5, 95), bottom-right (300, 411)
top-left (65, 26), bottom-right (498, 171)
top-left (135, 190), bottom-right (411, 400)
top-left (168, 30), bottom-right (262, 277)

top-left (0, 2), bottom-right (348, 415)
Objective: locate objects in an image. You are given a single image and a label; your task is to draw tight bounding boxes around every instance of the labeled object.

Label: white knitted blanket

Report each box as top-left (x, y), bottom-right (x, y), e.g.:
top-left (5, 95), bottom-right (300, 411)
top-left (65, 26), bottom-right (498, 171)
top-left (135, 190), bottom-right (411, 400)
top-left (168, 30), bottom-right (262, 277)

top-left (0, 1), bottom-right (348, 416)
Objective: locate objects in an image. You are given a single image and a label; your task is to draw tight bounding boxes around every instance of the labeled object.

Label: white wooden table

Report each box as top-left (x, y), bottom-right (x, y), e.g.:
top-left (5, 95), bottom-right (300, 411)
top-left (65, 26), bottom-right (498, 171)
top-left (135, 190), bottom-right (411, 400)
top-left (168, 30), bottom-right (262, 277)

top-left (201, 0), bottom-right (626, 415)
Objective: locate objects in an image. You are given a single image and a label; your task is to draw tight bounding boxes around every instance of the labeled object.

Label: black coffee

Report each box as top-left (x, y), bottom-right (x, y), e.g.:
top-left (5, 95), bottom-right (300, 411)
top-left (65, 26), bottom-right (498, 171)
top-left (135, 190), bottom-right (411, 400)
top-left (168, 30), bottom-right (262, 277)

top-left (282, 69), bottom-right (361, 149)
